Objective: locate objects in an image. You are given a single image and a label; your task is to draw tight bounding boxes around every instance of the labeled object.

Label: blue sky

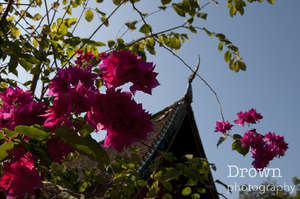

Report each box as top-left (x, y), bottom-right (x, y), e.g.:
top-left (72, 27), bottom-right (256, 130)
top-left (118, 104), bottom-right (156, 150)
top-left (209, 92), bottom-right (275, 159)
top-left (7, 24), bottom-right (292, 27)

top-left (16, 0), bottom-right (300, 198)
top-left (75, 0), bottom-right (300, 198)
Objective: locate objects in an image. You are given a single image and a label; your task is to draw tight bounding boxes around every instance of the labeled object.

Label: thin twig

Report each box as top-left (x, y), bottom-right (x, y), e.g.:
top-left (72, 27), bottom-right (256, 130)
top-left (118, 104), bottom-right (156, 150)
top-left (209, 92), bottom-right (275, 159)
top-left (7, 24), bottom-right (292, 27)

top-left (13, 7), bottom-right (39, 35)
top-left (0, 2), bottom-right (32, 6)
top-left (154, 37), bottom-right (225, 121)
top-left (105, 23), bottom-right (186, 53)
top-left (131, 2), bottom-right (153, 35)
top-left (49, 1), bottom-right (58, 26)
top-left (117, 6), bottom-right (171, 39)
top-left (61, 1), bottom-right (125, 68)
top-left (43, 0), bottom-right (51, 25)
top-left (71, 0), bottom-right (90, 34)
top-left (14, 1), bottom-right (34, 27)
top-left (201, 0), bottom-right (219, 9)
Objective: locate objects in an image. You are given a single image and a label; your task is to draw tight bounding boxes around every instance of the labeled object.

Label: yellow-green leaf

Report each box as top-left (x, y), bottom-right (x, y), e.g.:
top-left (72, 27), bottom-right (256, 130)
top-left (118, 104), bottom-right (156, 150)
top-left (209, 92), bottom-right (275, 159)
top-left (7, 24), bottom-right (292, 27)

top-left (33, 13), bottom-right (42, 21)
top-left (182, 187), bottom-right (192, 196)
top-left (84, 9), bottom-right (94, 22)
top-left (7, 16), bottom-right (14, 22)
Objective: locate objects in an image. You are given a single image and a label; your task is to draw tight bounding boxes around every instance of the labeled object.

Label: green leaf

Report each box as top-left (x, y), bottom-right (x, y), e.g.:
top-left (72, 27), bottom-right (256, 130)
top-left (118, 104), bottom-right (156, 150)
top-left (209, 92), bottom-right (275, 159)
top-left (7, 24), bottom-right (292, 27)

top-left (224, 50), bottom-right (231, 62)
top-left (112, 0), bottom-right (122, 5)
top-left (172, 3), bottom-right (185, 17)
top-left (84, 9), bottom-right (94, 22)
top-left (15, 125), bottom-right (50, 141)
top-left (56, 126), bottom-right (109, 169)
top-left (237, 60), bottom-right (246, 71)
top-left (216, 33), bottom-right (226, 41)
top-left (168, 37), bottom-right (181, 50)
top-left (232, 140), bottom-right (249, 156)
top-left (79, 181), bottom-right (88, 192)
top-left (188, 25), bottom-right (197, 33)
top-left (79, 124), bottom-right (94, 137)
top-left (203, 27), bottom-right (213, 37)
top-left (161, 180), bottom-right (173, 192)
top-left (145, 38), bottom-right (156, 55)
top-left (233, 134), bottom-right (242, 140)
top-left (161, 0), bottom-right (172, 5)
top-left (125, 20), bottom-right (138, 31)
top-left (106, 40), bottom-right (115, 49)
top-left (95, 8), bottom-right (106, 16)
top-left (217, 135), bottom-right (227, 147)
top-left (0, 142), bottom-right (17, 161)
top-left (139, 24), bottom-right (152, 34)
top-left (10, 27), bottom-right (21, 39)
top-left (19, 59), bottom-right (32, 72)
top-left (182, 187), bottom-right (192, 196)
top-left (218, 42), bottom-right (224, 52)
top-left (197, 12), bottom-right (207, 20)
top-left (101, 16), bottom-right (109, 26)
top-left (268, 0), bottom-right (274, 4)
top-left (191, 193), bottom-right (201, 199)
top-left (33, 13), bottom-right (42, 21)
top-left (147, 180), bottom-right (160, 197)
top-left (229, 6), bottom-right (237, 17)
top-left (8, 58), bottom-right (18, 76)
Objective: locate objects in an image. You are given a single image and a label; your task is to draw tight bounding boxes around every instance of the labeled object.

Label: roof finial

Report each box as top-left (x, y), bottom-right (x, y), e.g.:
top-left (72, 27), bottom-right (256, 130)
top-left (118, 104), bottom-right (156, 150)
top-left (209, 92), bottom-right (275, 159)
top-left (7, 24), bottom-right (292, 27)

top-left (184, 56), bottom-right (200, 104)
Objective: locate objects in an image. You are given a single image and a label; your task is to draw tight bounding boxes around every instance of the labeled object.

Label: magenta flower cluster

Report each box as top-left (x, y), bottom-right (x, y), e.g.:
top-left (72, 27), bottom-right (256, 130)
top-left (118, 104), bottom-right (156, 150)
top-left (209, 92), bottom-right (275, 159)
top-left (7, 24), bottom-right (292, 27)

top-left (215, 120), bottom-right (233, 134)
top-left (45, 50), bottom-right (158, 152)
top-left (0, 146), bottom-right (42, 199)
top-left (87, 89), bottom-right (153, 152)
top-left (234, 108), bottom-right (263, 126)
top-left (214, 108), bottom-right (288, 170)
top-left (99, 50), bottom-right (159, 95)
top-left (0, 50), bottom-right (159, 198)
top-left (0, 87), bottom-right (46, 130)
top-left (240, 131), bottom-right (288, 169)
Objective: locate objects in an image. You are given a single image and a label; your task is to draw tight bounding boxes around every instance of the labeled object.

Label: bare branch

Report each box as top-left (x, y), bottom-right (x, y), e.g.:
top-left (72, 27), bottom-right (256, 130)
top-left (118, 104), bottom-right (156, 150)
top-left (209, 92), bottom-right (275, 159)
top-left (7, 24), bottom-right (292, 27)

top-left (44, 0), bottom-right (50, 25)
top-left (14, 1), bottom-right (34, 27)
top-left (61, 0), bottom-right (126, 68)
top-left (0, 2), bottom-right (32, 6)
top-left (71, 0), bottom-right (90, 34)
top-left (154, 37), bottom-right (225, 121)
top-left (105, 23), bottom-right (186, 53)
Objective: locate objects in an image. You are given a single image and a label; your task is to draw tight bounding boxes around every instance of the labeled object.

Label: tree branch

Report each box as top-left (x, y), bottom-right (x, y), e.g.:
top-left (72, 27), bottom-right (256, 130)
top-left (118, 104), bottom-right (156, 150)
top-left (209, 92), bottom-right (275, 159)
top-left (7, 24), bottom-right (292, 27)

top-left (61, 0), bottom-right (125, 68)
top-left (154, 37), bottom-right (225, 121)
top-left (0, 0), bottom-right (14, 29)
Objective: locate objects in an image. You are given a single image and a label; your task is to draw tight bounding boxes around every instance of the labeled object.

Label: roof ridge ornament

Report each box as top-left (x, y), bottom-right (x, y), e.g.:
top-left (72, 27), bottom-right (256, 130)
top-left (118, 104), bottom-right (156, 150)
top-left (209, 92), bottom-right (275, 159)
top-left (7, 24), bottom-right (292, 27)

top-left (184, 56), bottom-right (200, 104)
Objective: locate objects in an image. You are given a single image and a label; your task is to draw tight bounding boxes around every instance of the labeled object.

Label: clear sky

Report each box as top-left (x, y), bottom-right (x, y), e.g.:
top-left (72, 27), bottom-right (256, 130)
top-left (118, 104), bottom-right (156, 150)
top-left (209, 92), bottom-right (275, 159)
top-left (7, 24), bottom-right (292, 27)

top-left (17, 0), bottom-right (300, 198)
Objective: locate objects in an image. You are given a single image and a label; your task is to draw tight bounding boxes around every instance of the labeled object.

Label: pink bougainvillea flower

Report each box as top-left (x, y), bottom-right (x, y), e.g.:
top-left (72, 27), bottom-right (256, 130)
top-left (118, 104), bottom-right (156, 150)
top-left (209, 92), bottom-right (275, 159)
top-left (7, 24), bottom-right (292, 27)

top-left (264, 132), bottom-right (288, 157)
top-left (74, 51), bottom-right (95, 67)
top-left (0, 87), bottom-right (46, 130)
top-left (87, 89), bottom-right (153, 152)
top-left (234, 108), bottom-right (263, 126)
top-left (214, 120), bottom-right (233, 134)
top-left (99, 50), bottom-right (159, 95)
top-left (43, 95), bottom-right (73, 128)
top-left (0, 152), bottom-right (42, 199)
top-left (240, 130), bottom-right (288, 170)
top-left (47, 66), bottom-right (97, 97)
top-left (45, 66), bottom-right (98, 127)
top-left (47, 137), bottom-right (74, 163)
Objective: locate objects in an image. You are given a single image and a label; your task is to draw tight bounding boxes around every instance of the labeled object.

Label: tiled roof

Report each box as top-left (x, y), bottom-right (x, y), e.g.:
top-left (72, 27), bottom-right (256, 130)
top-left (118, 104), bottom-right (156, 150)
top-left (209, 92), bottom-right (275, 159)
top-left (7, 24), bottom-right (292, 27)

top-left (67, 98), bottom-right (188, 173)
